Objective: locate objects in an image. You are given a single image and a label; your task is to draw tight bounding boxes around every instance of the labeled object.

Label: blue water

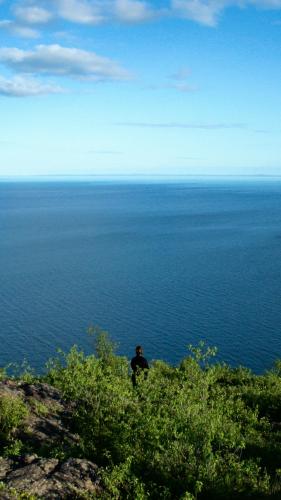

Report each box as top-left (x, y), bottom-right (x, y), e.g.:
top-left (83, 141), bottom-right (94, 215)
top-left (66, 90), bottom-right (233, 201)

top-left (1, 179), bottom-right (281, 373)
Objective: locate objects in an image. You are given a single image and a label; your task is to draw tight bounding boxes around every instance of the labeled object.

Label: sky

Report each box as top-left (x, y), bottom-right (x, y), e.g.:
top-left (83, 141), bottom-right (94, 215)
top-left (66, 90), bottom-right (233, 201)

top-left (0, 0), bottom-right (281, 177)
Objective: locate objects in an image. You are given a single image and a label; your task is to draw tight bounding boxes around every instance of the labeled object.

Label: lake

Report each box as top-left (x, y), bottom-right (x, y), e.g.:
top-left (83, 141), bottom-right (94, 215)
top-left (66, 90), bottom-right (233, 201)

top-left (1, 179), bottom-right (281, 373)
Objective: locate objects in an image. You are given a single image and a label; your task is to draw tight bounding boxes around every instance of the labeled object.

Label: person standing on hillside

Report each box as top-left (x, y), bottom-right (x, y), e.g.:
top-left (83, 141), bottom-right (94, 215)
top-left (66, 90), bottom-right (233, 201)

top-left (131, 345), bottom-right (149, 387)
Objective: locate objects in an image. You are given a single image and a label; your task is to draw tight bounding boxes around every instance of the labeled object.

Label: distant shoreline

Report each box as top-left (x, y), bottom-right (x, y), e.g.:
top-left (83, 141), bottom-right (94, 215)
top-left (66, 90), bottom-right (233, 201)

top-left (1, 174), bottom-right (281, 183)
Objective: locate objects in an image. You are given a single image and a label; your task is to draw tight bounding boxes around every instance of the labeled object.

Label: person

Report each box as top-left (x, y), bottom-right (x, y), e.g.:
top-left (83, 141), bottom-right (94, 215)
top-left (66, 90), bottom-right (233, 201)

top-left (131, 345), bottom-right (149, 387)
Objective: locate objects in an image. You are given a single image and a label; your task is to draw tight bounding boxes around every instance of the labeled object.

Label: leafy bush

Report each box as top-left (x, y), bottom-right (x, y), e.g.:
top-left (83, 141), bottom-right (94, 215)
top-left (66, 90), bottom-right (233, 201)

top-left (0, 394), bottom-right (29, 456)
top-left (44, 332), bottom-right (281, 499)
top-left (1, 329), bottom-right (280, 497)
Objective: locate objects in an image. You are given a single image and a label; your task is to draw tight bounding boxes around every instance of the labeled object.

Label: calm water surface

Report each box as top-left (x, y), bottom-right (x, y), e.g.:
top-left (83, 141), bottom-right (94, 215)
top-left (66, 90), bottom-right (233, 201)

top-left (1, 180), bottom-right (281, 373)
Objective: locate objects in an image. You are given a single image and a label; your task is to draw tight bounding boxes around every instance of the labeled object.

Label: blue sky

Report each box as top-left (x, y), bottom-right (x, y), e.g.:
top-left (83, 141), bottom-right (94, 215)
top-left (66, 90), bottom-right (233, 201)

top-left (0, 0), bottom-right (281, 177)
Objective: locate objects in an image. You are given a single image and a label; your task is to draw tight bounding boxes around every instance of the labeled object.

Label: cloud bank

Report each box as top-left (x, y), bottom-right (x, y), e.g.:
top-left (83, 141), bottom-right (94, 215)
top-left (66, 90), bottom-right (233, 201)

top-left (2, 0), bottom-right (281, 98)
top-left (0, 74), bottom-right (63, 97)
top-left (4, 0), bottom-right (281, 29)
top-left (0, 44), bottom-right (131, 81)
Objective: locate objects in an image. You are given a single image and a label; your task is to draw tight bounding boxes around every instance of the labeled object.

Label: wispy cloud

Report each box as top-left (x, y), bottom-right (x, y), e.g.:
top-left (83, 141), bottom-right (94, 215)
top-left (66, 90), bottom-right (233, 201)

top-left (13, 5), bottom-right (53, 24)
top-left (146, 81), bottom-right (197, 92)
top-left (113, 0), bottom-right (155, 22)
top-left (116, 121), bottom-right (247, 129)
top-left (87, 150), bottom-right (124, 154)
top-left (0, 44), bottom-right (131, 81)
top-left (4, 0), bottom-right (281, 32)
top-left (0, 19), bottom-right (40, 38)
top-left (2, 0), bottom-right (157, 30)
top-left (170, 67), bottom-right (191, 81)
top-left (54, 0), bottom-right (157, 24)
top-left (168, 81), bottom-right (197, 91)
top-left (177, 155), bottom-right (205, 159)
top-left (168, 66), bottom-right (197, 92)
top-left (171, 0), bottom-right (281, 27)
top-left (0, 74), bottom-right (63, 97)
top-left (171, 0), bottom-right (224, 27)
top-left (55, 0), bottom-right (105, 24)
top-left (146, 66), bottom-right (197, 93)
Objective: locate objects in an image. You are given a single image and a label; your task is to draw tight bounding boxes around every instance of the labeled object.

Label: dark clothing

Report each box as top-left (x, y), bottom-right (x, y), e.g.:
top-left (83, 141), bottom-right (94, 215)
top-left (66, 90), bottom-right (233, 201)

top-left (131, 354), bottom-right (149, 386)
top-left (131, 355), bottom-right (149, 372)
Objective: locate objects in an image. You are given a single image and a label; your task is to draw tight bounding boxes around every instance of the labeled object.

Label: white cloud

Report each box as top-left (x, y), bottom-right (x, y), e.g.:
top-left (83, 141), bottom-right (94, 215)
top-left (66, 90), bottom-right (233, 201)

top-left (0, 44), bottom-right (131, 81)
top-left (171, 0), bottom-right (281, 26)
top-left (13, 5), bottom-right (53, 24)
top-left (4, 0), bottom-right (281, 33)
top-left (0, 19), bottom-right (40, 38)
top-left (171, 0), bottom-right (225, 26)
top-left (0, 74), bottom-right (63, 96)
top-left (114, 0), bottom-right (154, 22)
top-left (53, 0), bottom-right (154, 24)
top-left (56, 0), bottom-right (105, 24)
top-left (51, 0), bottom-right (223, 26)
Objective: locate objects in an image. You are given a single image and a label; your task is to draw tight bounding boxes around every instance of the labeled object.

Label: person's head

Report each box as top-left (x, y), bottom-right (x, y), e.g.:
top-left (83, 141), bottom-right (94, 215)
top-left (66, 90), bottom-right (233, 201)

top-left (135, 345), bottom-right (143, 356)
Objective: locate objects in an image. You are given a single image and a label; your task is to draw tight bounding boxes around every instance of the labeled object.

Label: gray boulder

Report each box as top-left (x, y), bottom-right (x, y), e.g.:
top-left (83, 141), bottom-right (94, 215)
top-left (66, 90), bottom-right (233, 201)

top-left (0, 381), bottom-right (101, 499)
top-left (0, 456), bottom-right (100, 498)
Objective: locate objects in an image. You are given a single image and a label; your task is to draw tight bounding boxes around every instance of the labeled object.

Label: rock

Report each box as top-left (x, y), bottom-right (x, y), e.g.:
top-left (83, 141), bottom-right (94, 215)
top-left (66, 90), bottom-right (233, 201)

top-left (20, 453), bottom-right (39, 465)
top-left (0, 491), bottom-right (15, 500)
top-left (0, 456), bottom-right (100, 499)
top-left (6, 457), bottom-right (59, 491)
top-left (0, 381), bottom-right (101, 498)
top-left (0, 457), bottom-right (12, 481)
top-left (0, 380), bottom-right (79, 454)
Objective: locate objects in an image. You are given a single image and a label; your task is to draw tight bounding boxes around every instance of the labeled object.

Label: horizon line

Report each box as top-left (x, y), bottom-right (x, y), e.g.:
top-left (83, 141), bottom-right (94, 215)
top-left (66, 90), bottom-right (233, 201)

top-left (1, 174), bottom-right (281, 179)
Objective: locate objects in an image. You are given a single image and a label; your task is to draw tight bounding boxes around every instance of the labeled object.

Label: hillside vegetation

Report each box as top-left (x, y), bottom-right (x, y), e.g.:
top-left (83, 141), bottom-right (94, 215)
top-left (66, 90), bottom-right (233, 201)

top-left (1, 329), bottom-right (281, 499)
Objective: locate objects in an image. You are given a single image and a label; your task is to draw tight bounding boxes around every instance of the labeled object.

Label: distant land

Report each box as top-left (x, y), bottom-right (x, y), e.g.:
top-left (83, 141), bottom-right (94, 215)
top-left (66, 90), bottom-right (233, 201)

top-left (1, 174), bottom-right (281, 181)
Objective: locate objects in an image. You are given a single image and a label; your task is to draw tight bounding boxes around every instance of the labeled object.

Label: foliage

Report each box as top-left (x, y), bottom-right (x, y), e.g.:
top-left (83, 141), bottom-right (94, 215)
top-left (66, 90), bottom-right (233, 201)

top-left (1, 331), bottom-right (281, 498)
top-left (28, 398), bottom-right (49, 417)
top-left (0, 393), bottom-right (28, 461)
top-left (3, 439), bottom-right (24, 458)
top-left (0, 481), bottom-right (37, 499)
top-left (3, 360), bottom-right (38, 384)
top-left (43, 333), bottom-right (281, 499)
top-left (0, 394), bottom-right (28, 448)
top-left (0, 367), bottom-right (7, 381)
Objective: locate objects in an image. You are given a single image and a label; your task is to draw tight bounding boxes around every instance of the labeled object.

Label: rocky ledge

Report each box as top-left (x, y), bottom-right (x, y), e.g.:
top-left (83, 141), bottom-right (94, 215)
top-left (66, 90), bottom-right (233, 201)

top-left (0, 456), bottom-right (100, 499)
top-left (0, 381), bottom-right (101, 499)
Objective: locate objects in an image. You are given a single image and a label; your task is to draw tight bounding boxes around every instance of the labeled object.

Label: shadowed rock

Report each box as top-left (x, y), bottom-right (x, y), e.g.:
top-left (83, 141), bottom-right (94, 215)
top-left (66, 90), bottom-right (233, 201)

top-left (0, 380), bottom-right (79, 453)
top-left (1, 457), bottom-right (100, 498)
top-left (0, 381), bottom-right (101, 498)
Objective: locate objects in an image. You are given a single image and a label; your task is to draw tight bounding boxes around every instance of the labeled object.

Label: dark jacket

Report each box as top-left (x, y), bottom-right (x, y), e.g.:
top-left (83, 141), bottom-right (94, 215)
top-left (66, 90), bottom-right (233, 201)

top-left (131, 355), bottom-right (149, 372)
top-left (131, 355), bottom-right (149, 386)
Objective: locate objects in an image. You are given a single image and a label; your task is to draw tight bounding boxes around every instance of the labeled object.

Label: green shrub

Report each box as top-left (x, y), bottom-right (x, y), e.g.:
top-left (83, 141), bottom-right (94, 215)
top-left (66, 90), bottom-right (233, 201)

top-left (0, 394), bottom-right (29, 445)
top-left (43, 333), bottom-right (281, 498)
top-left (0, 481), bottom-right (37, 499)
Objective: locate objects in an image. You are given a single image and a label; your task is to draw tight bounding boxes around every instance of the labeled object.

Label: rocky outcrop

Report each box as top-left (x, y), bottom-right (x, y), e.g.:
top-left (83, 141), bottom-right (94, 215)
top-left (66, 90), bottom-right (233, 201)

top-left (0, 380), bottom-right (79, 454)
top-left (0, 381), bottom-right (101, 499)
top-left (0, 456), bottom-right (100, 498)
